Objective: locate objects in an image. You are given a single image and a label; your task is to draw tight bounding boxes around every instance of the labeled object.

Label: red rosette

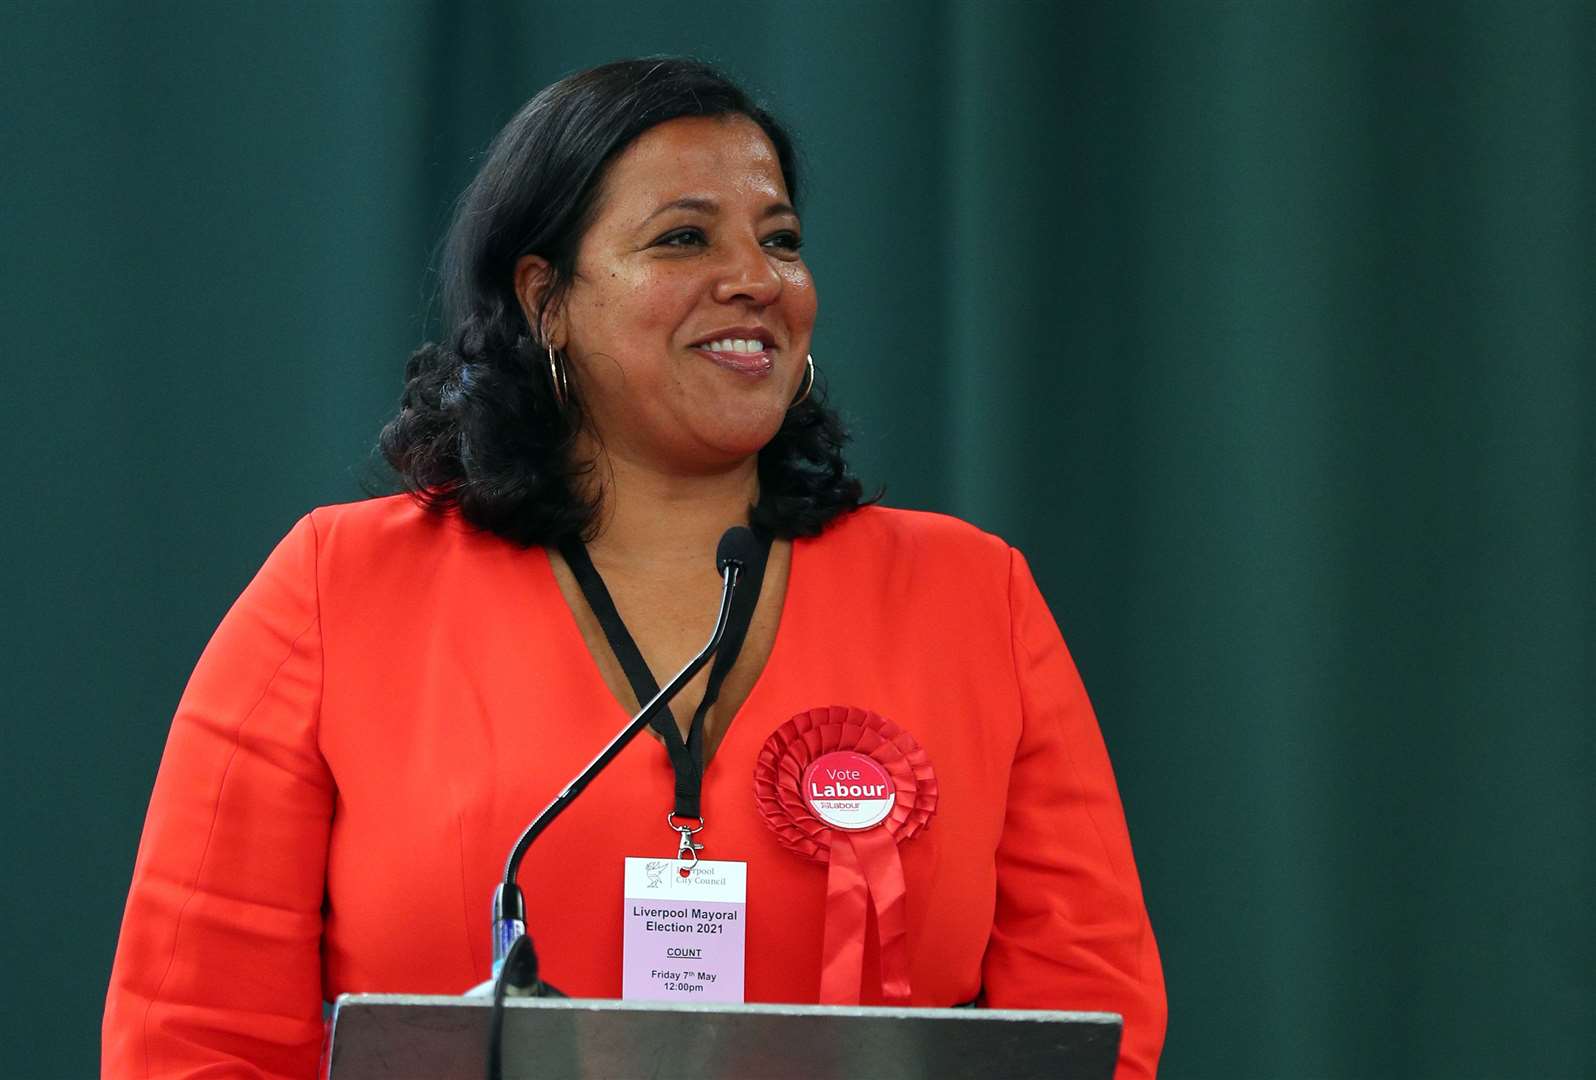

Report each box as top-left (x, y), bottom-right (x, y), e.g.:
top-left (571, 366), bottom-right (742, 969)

top-left (753, 706), bottom-right (938, 1004)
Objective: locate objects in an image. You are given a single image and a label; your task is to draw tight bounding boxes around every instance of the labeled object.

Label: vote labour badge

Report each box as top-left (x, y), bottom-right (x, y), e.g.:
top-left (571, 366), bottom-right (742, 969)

top-left (753, 706), bottom-right (938, 1005)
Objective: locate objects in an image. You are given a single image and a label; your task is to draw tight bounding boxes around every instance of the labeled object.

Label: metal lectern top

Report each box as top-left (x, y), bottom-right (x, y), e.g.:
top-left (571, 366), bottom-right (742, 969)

top-left (327, 993), bottom-right (1122, 1080)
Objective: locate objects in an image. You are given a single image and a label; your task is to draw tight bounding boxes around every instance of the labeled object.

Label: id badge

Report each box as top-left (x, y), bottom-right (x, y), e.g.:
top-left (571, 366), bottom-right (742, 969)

top-left (622, 858), bottom-right (746, 1003)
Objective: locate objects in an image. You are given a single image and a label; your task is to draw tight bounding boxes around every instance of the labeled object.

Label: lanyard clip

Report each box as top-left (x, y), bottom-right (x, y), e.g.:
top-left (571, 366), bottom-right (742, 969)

top-left (667, 813), bottom-right (705, 870)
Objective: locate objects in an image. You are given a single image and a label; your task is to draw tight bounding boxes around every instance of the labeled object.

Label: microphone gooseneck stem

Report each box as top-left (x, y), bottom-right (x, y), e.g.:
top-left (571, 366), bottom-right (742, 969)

top-left (490, 558), bottom-right (743, 973)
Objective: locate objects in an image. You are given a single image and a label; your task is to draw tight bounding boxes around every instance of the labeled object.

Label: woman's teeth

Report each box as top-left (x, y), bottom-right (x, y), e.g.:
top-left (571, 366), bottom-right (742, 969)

top-left (700, 338), bottom-right (767, 353)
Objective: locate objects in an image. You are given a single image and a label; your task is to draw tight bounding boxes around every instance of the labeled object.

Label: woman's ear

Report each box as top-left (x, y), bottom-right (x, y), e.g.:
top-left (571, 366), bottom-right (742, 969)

top-left (514, 254), bottom-right (565, 349)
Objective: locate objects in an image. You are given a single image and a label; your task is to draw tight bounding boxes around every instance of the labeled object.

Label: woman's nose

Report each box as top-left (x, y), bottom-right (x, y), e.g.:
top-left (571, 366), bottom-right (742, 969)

top-left (711, 237), bottom-right (783, 306)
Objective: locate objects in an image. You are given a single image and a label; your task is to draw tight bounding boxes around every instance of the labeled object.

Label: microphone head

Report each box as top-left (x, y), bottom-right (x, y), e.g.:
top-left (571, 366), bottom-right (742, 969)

top-left (716, 526), bottom-right (757, 573)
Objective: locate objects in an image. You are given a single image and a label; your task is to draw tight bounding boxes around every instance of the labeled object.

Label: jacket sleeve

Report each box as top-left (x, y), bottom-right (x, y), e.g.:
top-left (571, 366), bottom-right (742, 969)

top-left (104, 514), bottom-right (334, 1079)
top-left (981, 548), bottom-right (1167, 1079)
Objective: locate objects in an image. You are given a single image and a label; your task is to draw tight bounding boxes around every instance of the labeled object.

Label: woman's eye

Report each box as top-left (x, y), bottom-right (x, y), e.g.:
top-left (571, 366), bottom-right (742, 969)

top-left (656, 228), bottom-right (707, 248)
top-left (763, 230), bottom-right (803, 252)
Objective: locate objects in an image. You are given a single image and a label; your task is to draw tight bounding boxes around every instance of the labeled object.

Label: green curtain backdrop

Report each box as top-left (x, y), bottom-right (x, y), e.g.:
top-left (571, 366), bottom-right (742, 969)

top-left (3, 3), bottom-right (1590, 1076)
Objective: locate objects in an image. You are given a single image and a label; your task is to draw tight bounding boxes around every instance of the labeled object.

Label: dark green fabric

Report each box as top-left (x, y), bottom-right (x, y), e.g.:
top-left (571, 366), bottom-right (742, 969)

top-left (3, 3), bottom-right (1589, 1076)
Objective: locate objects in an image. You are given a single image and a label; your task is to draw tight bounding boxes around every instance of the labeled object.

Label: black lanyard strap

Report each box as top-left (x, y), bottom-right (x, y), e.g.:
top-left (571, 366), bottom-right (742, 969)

top-left (556, 528), bottom-right (772, 820)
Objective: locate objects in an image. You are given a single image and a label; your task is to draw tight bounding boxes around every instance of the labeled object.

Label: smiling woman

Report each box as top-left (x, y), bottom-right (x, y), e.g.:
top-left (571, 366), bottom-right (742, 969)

top-left (519, 114), bottom-right (817, 476)
top-left (379, 59), bottom-right (859, 547)
top-left (103, 57), bottom-right (1166, 1080)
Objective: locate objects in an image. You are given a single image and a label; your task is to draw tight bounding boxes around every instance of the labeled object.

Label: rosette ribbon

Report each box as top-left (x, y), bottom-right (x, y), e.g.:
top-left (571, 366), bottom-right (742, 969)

top-left (753, 706), bottom-right (938, 1004)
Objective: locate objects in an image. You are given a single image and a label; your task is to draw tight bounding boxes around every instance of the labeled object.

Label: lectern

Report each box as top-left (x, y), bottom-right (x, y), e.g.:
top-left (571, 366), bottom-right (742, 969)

top-left (326, 994), bottom-right (1121, 1079)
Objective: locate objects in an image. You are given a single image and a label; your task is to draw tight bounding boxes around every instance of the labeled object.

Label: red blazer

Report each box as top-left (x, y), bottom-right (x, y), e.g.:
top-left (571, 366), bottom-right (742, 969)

top-left (104, 498), bottom-right (1166, 1078)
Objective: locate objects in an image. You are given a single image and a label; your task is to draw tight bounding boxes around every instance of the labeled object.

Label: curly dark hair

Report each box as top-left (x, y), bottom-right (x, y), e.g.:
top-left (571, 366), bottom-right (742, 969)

top-left (378, 57), bottom-right (868, 546)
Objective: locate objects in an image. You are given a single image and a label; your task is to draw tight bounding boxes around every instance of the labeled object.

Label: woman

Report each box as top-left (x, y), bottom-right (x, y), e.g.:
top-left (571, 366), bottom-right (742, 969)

top-left (104, 58), bottom-right (1166, 1078)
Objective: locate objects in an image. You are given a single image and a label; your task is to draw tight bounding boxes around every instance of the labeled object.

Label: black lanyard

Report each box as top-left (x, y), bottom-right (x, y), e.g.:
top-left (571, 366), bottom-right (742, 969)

top-left (556, 528), bottom-right (772, 828)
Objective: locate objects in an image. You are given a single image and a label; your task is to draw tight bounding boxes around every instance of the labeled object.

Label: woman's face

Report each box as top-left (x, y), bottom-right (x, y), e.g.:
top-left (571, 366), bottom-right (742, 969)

top-left (529, 114), bottom-right (817, 476)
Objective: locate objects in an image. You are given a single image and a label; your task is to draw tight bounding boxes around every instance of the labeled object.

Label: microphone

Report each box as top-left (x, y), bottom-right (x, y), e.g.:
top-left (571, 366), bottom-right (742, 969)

top-left (486, 526), bottom-right (755, 994)
top-left (717, 525), bottom-right (756, 577)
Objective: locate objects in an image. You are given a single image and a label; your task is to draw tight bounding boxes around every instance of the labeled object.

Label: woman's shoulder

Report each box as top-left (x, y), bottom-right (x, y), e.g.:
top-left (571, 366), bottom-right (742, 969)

top-left (815, 504), bottom-right (1015, 583)
top-left (302, 493), bottom-right (493, 551)
top-left (288, 493), bottom-right (517, 592)
top-left (824, 504), bottom-right (1009, 551)
top-left (305, 491), bottom-right (428, 534)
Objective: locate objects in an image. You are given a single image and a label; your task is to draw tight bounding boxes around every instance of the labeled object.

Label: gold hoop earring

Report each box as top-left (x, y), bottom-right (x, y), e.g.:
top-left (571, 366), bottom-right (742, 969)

top-left (791, 353), bottom-right (815, 407)
top-left (546, 343), bottom-right (569, 408)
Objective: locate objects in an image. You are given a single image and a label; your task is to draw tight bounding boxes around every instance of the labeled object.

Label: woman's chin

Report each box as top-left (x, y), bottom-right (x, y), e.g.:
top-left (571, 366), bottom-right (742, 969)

top-left (685, 410), bottom-right (790, 468)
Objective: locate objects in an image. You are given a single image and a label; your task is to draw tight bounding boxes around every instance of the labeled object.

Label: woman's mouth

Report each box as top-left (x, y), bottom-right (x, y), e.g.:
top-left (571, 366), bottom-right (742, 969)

top-left (690, 337), bottom-right (775, 375)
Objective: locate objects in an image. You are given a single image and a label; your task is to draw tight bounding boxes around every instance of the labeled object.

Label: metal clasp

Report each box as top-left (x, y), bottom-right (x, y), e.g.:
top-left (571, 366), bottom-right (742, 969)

top-left (667, 813), bottom-right (704, 869)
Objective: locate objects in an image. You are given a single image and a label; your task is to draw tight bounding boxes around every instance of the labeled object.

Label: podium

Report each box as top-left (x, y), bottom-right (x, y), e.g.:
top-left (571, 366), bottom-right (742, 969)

top-left (326, 994), bottom-right (1121, 1079)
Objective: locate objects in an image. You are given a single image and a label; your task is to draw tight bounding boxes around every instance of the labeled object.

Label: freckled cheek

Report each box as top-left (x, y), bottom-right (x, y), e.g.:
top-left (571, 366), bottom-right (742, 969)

top-left (781, 267), bottom-right (819, 329)
top-left (592, 268), bottom-right (697, 334)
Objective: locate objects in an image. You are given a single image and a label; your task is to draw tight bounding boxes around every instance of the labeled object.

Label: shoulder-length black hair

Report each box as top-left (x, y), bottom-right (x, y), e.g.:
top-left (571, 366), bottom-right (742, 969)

top-left (378, 56), bottom-right (867, 545)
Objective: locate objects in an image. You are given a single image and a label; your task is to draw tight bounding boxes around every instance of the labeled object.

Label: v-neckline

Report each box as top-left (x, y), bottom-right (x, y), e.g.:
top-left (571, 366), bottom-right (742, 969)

top-left (536, 537), bottom-right (800, 769)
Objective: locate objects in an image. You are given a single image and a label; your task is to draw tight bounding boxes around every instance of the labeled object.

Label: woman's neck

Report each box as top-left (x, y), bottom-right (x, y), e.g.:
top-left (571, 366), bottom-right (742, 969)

top-left (579, 447), bottom-right (760, 579)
